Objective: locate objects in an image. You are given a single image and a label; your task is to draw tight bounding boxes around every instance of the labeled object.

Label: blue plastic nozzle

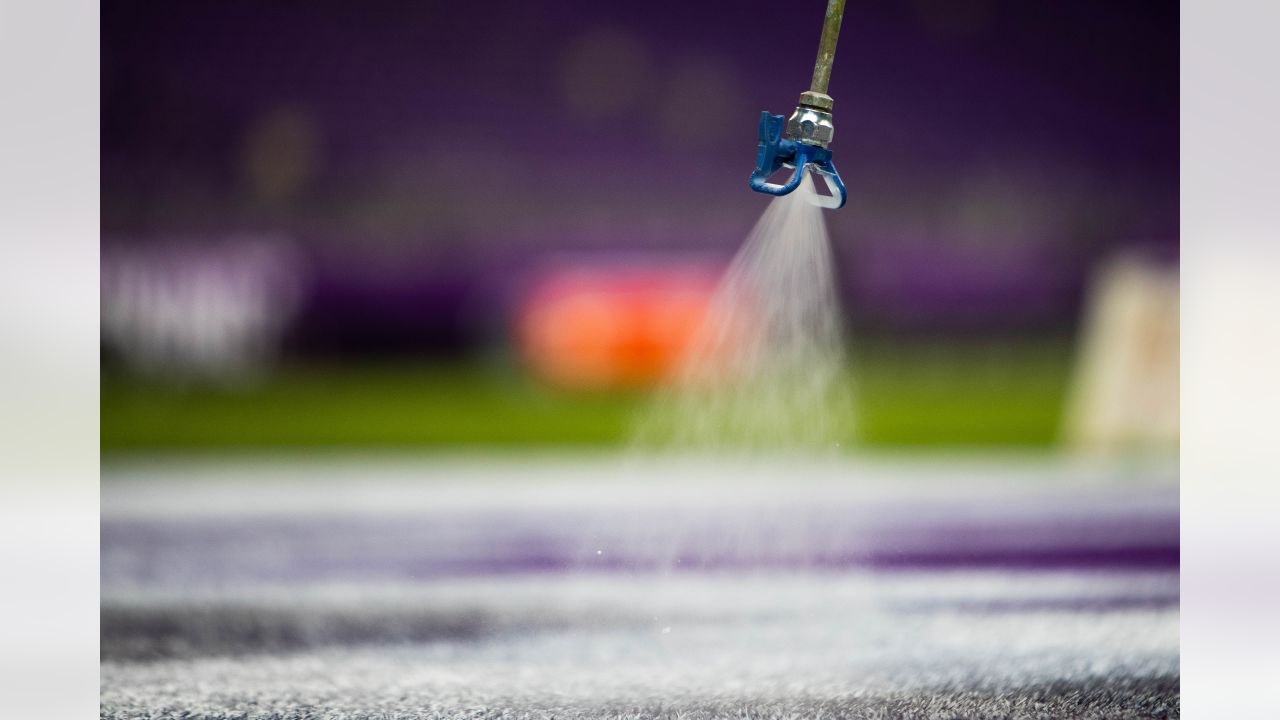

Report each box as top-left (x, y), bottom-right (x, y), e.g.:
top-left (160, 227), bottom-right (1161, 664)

top-left (749, 112), bottom-right (846, 209)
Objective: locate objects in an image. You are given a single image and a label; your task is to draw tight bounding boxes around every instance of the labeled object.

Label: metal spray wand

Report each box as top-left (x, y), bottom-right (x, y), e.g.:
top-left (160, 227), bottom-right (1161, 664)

top-left (749, 0), bottom-right (848, 209)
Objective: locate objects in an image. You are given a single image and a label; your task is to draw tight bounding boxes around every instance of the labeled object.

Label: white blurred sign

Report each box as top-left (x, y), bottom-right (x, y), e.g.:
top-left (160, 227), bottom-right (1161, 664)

top-left (101, 237), bottom-right (305, 383)
top-left (1063, 252), bottom-right (1179, 453)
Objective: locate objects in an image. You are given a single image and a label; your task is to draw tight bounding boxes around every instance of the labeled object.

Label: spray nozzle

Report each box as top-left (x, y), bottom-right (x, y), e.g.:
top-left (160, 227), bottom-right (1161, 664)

top-left (749, 110), bottom-right (846, 209)
top-left (748, 0), bottom-right (848, 209)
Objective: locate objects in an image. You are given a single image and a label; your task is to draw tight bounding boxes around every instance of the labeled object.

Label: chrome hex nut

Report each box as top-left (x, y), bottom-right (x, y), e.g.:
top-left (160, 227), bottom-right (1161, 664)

top-left (786, 105), bottom-right (835, 147)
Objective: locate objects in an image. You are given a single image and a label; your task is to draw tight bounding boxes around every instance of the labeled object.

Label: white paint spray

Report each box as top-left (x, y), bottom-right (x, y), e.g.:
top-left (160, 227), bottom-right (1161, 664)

top-left (635, 174), bottom-right (851, 452)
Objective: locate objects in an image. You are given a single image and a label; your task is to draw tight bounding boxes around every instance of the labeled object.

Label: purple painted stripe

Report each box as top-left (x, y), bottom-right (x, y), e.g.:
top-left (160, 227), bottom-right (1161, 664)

top-left (102, 503), bottom-right (1179, 585)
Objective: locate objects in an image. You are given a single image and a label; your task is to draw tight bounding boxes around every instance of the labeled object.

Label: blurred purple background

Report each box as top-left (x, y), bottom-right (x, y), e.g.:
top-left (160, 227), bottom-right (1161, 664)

top-left (102, 0), bottom-right (1177, 359)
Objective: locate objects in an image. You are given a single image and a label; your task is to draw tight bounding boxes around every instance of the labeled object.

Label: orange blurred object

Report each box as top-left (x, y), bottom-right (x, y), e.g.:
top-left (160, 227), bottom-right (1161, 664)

top-left (517, 265), bottom-right (721, 390)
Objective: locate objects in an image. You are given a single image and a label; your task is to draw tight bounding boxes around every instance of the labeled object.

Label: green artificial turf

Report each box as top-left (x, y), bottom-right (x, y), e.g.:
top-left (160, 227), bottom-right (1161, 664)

top-left (101, 340), bottom-right (1073, 452)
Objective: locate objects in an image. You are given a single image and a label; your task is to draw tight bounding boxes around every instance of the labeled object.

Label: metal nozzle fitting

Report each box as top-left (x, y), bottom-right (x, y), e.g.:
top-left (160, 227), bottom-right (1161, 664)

top-left (786, 104), bottom-right (834, 148)
top-left (798, 91), bottom-right (833, 111)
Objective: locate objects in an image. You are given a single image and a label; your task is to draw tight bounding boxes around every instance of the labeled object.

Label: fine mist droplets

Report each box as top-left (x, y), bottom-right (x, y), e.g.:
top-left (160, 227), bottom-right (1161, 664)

top-left (635, 174), bottom-right (852, 453)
